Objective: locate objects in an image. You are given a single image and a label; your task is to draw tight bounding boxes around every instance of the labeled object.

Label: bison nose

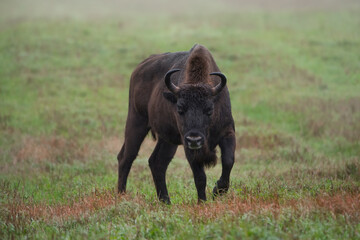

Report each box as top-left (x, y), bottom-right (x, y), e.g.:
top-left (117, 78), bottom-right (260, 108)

top-left (185, 135), bottom-right (203, 150)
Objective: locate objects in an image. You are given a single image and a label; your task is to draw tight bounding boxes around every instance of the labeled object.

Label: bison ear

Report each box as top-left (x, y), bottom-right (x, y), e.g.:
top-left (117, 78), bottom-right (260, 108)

top-left (163, 92), bottom-right (177, 104)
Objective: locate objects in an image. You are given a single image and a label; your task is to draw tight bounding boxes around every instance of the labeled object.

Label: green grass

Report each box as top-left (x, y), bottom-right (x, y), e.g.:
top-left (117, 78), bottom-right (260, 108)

top-left (1, 1), bottom-right (360, 239)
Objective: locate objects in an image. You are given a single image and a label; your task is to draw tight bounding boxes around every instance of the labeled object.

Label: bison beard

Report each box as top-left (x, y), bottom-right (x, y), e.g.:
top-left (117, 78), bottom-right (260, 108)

top-left (185, 146), bottom-right (217, 168)
top-left (117, 44), bottom-right (235, 204)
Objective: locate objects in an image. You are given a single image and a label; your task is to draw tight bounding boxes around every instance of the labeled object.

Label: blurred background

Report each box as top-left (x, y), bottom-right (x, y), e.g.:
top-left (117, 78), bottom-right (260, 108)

top-left (1, 0), bottom-right (360, 238)
top-left (1, 0), bottom-right (359, 152)
top-left (1, 0), bottom-right (360, 19)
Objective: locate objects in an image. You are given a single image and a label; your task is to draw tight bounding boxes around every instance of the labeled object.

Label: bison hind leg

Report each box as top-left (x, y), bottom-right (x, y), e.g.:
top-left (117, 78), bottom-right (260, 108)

top-left (148, 138), bottom-right (177, 204)
top-left (117, 114), bottom-right (149, 194)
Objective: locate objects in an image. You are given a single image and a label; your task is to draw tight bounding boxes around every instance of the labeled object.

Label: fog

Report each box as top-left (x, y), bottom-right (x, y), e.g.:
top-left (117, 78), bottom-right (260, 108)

top-left (1, 0), bottom-right (359, 21)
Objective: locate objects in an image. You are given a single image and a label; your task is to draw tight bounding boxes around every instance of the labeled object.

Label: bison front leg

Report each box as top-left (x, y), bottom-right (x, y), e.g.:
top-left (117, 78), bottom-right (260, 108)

top-left (213, 132), bottom-right (235, 197)
top-left (189, 161), bottom-right (207, 202)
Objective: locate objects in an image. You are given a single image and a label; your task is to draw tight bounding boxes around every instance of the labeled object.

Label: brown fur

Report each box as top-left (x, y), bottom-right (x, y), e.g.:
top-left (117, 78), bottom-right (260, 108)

top-left (185, 45), bottom-right (212, 84)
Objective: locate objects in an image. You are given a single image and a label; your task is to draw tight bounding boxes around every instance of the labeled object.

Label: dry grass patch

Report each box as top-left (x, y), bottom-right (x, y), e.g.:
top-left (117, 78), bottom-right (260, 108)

top-left (237, 131), bottom-right (291, 150)
top-left (183, 192), bottom-right (360, 222)
top-left (4, 192), bottom-right (359, 228)
top-left (12, 136), bottom-right (91, 165)
top-left (3, 190), bottom-right (115, 226)
top-left (1, 135), bottom-right (121, 175)
top-left (1, 189), bottom-right (146, 227)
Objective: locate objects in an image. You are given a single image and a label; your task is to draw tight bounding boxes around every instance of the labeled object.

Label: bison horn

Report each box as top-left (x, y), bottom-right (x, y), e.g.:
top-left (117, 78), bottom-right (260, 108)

top-left (165, 69), bottom-right (181, 94)
top-left (210, 72), bottom-right (227, 95)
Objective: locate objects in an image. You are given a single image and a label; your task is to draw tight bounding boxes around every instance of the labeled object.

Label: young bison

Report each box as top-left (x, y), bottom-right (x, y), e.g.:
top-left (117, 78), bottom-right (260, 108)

top-left (117, 44), bottom-right (235, 203)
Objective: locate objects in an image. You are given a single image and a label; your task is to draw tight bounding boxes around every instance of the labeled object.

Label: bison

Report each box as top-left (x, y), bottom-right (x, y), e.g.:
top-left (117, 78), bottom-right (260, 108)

top-left (117, 44), bottom-right (235, 203)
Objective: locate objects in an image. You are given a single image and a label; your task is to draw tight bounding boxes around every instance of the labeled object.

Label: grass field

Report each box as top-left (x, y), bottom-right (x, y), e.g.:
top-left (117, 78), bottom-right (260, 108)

top-left (1, 0), bottom-right (360, 239)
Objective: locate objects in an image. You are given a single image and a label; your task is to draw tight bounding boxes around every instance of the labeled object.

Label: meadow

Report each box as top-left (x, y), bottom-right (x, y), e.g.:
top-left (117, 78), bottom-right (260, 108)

top-left (0, 0), bottom-right (360, 239)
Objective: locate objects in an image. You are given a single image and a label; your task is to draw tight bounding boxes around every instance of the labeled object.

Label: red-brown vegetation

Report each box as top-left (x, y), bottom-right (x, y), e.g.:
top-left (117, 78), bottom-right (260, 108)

top-left (13, 136), bottom-right (90, 165)
top-left (184, 192), bottom-right (360, 222)
top-left (3, 191), bottom-right (359, 228)
top-left (237, 132), bottom-right (289, 150)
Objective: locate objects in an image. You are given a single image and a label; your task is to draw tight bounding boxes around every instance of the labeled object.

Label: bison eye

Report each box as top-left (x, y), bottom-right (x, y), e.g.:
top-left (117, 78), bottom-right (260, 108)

top-left (177, 106), bottom-right (185, 115)
top-left (205, 107), bottom-right (213, 116)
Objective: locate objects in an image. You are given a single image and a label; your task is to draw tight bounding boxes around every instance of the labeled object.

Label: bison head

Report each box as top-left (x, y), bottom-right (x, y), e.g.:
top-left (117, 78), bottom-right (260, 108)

top-left (163, 69), bottom-right (227, 150)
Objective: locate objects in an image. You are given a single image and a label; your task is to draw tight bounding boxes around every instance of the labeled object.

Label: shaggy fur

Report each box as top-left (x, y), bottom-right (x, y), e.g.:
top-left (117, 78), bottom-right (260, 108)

top-left (185, 45), bottom-right (212, 84)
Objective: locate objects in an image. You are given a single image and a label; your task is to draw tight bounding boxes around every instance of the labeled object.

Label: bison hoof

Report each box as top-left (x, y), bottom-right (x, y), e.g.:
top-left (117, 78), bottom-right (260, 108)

top-left (212, 181), bottom-right (229, 198)
top-left (159, 197), bottom-right (171, 205)
top-left (197, 198), bottom-right (207, 204)
top-left (118, 187), bottom-right (126, 194)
